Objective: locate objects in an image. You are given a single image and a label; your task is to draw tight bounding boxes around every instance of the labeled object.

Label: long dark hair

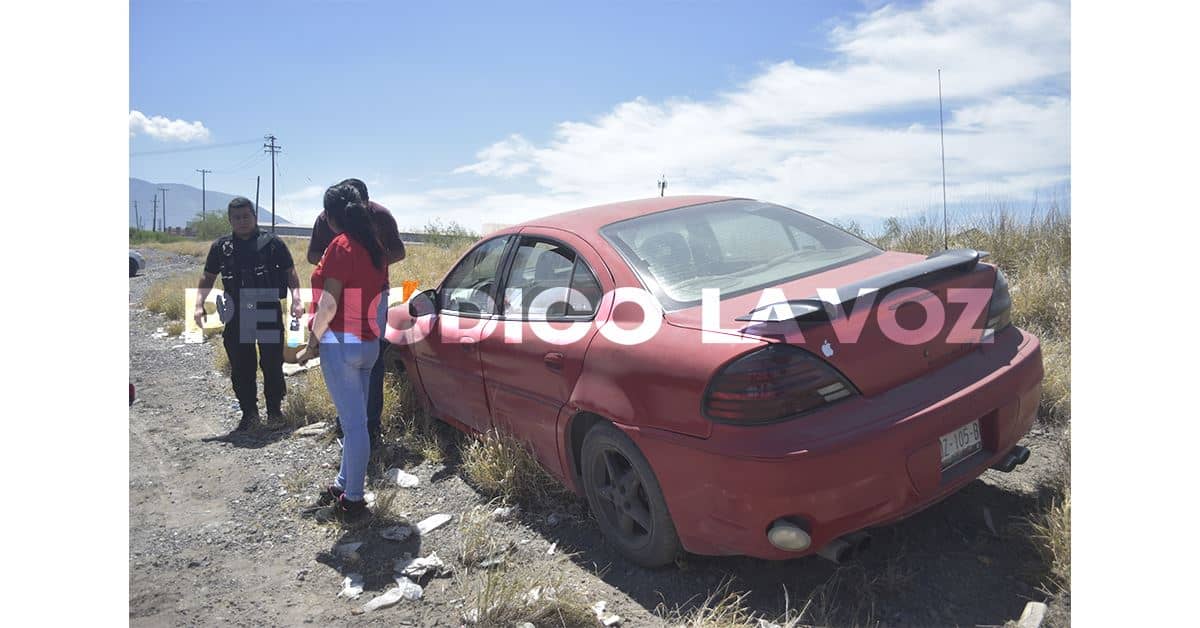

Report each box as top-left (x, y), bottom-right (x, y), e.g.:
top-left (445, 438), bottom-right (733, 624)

top-left (323, 182), bottom-right (385, 270)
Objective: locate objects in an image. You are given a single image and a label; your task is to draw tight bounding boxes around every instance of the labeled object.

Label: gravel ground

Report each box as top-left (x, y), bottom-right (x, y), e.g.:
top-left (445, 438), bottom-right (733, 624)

top-left (129, 246), bottom-right (1067, 626)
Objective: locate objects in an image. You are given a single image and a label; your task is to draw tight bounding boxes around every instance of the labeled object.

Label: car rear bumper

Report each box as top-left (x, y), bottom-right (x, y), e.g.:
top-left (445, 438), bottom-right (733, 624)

top-left (623, 325), bottom-right (1043, 560)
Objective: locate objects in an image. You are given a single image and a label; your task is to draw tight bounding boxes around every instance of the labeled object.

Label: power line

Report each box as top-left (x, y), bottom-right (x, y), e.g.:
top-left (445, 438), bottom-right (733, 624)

top-left (129, 138), bottom-right (261, 157)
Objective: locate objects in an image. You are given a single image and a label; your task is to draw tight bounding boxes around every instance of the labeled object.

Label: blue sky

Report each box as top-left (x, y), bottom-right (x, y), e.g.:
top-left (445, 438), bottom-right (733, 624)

top-left (130, 0), bottom-right (1069, 231)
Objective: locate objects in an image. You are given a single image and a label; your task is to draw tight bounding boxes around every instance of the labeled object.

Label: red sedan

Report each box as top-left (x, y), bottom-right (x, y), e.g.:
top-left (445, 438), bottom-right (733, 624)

top-left (384, 196), bottom-right (1042, 567)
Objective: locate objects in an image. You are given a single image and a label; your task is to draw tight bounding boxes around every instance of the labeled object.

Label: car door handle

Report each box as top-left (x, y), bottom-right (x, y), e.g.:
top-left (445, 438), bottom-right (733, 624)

top-left (543, 352), bottom-right (564, 370)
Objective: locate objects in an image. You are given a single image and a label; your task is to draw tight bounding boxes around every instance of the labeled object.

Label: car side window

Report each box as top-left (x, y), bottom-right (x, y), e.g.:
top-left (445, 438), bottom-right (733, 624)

top-left (439, 236), bottom-right (511, 316)
top-left (503, 238), bottom-right (601, 320)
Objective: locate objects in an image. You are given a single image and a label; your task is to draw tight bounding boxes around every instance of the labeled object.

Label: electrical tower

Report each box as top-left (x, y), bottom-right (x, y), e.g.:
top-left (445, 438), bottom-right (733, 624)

top-left (158, 187), bottom-right (169, 233)
top-left (264, 134), bottom-right (282, 233)
top-left (196, 169), bottom-right (211, 218)
top-left (657, 174), bottom-right (668, 197)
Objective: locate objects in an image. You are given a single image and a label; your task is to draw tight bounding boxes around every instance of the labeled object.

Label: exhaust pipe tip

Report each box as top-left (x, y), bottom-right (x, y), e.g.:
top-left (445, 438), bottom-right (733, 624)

top-left (991, 446), bottom-right (1031, 472)
top-left (816, 531), bottom-right (870, 564)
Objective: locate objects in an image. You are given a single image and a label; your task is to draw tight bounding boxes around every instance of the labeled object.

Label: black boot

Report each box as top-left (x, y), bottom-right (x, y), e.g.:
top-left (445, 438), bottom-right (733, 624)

top-left (235, 410), bottom-right (260, 432)
top-left (314, 494), bottom-right (369, 524)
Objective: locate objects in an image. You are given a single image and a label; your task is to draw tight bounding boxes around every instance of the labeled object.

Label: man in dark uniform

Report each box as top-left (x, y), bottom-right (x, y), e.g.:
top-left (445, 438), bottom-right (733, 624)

top-left (195, 197), bottom-right (305, 432)
top-left (307, 178), bottom-right (405, 446)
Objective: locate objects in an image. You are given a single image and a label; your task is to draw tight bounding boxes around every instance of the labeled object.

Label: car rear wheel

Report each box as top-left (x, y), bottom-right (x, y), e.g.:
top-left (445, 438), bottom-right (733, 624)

top-left (581, 422), bottom-right (681, 567)
top-left (129, 258), bottom-right (138, 277)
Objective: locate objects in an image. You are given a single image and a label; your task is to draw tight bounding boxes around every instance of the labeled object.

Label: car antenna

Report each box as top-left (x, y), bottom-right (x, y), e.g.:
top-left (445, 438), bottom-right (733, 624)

top-left (938, 68), bottom-right (949, 250)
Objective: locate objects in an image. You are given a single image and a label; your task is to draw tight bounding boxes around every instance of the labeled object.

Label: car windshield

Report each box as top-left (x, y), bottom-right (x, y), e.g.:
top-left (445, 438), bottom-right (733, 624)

top-left (600, 199), bottom-right (880, 310)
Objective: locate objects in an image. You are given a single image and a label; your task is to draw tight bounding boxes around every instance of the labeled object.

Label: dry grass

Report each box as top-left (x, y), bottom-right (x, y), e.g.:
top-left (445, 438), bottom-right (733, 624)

top-left (143, 240), bottom-right (211, 258)
top-left (145, 273), bottom-right (194, 321)
top-left (165, 320), bottom-right (184, 336)
top-left (654, 571), bottom-right (886, 628)
top-left (380, 374), bottom-right (455, 464)
top-left (1031, 488), bottom-right (1071, 595)
top-left (458, 560), bottom-right (598, 627)
top-left (284, 370), bottom-right (337, 426)
top-left (656, 581), bottom-right (769, 627)
top-left (461, 429), bottom-right (571, 510)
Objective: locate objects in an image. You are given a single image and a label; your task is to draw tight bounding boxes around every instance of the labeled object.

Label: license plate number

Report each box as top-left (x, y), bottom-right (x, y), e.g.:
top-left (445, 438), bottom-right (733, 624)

top-left (940, 420), bottom-right (982, 469)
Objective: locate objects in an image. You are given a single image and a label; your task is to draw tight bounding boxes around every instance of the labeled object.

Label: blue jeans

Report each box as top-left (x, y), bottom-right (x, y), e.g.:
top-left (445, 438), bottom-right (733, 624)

top-left (320, 330), bottom-right (379, 501)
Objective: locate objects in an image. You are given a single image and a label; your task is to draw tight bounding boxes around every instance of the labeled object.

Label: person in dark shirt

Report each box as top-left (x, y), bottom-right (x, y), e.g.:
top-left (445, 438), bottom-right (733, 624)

top-left (195, 197), bottom-right (305, 432)
top-left (307, 179), bottom-right (405, 445)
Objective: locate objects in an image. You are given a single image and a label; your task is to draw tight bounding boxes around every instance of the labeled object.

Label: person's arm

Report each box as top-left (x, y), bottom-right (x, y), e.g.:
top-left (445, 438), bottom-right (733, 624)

top-left (310, 277), bottom-right (342, 340)
top-left (373, 204), bottom-right (406, 264)
top-left (286, 267), bottom-right (304, 320)
top-left (194, 272), bottom-right (217, 329)
top-left (194, 241), bottom-right (222, 328)
top-left (307, 214), bottom-right (332, 265)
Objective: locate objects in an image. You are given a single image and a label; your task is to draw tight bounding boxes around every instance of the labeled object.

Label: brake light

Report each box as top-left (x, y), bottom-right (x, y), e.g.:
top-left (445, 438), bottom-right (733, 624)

top-left (986, 268), bottom-right (1012, 333)
top-left (703, 345), bottom-right (858, 423)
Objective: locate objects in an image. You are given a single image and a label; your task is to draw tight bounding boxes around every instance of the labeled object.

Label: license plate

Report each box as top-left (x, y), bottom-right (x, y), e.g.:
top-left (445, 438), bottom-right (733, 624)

top-left (940, 420), bottom-right (982, 469)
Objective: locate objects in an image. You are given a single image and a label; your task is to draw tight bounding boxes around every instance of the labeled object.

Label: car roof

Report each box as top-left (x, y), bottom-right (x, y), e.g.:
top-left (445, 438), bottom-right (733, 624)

top-left (505, 195), bottom-right (744, 237)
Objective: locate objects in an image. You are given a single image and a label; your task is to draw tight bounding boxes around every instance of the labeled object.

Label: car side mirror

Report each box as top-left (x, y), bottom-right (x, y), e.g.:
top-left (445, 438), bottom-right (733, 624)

top-left (409, 289), bottom-right (438, 317)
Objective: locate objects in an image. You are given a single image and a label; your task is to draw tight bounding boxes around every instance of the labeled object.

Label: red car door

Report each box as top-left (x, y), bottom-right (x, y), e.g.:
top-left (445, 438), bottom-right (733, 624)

top-left (478, 228), bottom-right (612, 477)
top-left (411, 235), bottom-right (512, 433)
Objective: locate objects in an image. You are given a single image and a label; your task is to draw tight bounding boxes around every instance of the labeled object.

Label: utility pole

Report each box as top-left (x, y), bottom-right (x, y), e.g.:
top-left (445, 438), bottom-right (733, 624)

top-left (255, 175), bottom-right (261, 223)
top-left (657, 174), bottom-right (667, 197)
top-left (158, 187), bottom-right (169, 233)
top-left (264, 134), bottom-right (282, 233)
top-left (195, 169), bottom-right (211, 218)
top-left (131, 200), bottom-right (141, 231)
top-left (152, 195), bottom-right (159, 232)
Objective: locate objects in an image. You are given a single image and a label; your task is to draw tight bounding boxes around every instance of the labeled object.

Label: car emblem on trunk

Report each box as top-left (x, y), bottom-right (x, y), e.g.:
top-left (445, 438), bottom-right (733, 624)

top-left (821, 339), bottom-right (834, 358)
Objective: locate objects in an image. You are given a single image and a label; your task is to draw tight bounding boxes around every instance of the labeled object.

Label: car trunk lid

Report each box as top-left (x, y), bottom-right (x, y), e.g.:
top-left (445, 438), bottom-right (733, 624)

top-left (664, 249), bottom-right (998, 396)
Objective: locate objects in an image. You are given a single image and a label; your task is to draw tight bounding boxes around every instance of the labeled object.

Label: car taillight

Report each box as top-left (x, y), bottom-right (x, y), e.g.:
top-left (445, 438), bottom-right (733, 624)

top-left (986, 268), bottom-right (1012, 332)
top-left (703, 345), bottom-right (858, 424)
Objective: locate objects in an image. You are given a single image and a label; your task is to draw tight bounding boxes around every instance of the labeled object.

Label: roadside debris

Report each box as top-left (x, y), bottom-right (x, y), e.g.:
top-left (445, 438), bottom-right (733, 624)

top-left (492, 505), bottom-right (518, 520)
top-left (380, 525), bottom-right (413, 542)
top-left (395, 552), bottom-right (451, 578)
top-left (386, 468), bottom-right (420, 488)
top-left (592, 601), bottom-right (622, 626)
top-left (361, 577), bottom-right (423, 612)
top-left (546, 542), bottom-right (557, 555)
top-left (338, 574), bottom-right (364, 599)
top-left (292, 422), bottom-right (327, 438)
top-left (1016, 601), bottom-right (1048, 628)
top-left (416, 513), bottom-right (452, 535)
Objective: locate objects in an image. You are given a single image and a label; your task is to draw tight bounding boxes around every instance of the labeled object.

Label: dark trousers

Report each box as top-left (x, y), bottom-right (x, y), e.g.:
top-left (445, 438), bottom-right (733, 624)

top-left (367, 339), bottom-right (386, 435)
top-left (223, 308), bottom-right (285, 415)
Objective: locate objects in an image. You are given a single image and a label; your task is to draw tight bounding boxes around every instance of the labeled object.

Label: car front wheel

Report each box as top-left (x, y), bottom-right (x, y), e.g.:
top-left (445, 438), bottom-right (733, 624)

top-left (581, 422), bottom-right (681, 568)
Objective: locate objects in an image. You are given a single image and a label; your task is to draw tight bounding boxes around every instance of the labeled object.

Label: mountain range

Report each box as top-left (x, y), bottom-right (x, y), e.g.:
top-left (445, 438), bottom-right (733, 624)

top-left (129, 178), bottom-right (291, 229)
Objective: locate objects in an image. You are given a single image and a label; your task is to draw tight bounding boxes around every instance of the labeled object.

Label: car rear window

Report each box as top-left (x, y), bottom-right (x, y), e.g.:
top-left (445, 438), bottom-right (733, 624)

top-left (600, 199), bottom-right (880, 310)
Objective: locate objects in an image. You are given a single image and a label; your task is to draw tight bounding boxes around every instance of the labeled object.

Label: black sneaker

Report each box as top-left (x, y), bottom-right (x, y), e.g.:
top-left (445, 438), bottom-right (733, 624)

top-left (300, 485), bottom-right (344, 517)
top-left (314, 494), bottom-right (369, 524)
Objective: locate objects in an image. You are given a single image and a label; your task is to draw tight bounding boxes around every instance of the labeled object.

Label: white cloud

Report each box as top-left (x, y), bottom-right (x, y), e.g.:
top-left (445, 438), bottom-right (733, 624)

top-left (129, 110), bottom-right (211, 143)
top-left (439, 0), bottom-right (1069, 225)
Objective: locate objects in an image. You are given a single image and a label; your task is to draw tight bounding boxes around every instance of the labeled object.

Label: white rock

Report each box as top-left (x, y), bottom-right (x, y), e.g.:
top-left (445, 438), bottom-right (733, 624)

top-left (416, 513), bottom-right (452, 535)
top-left (602, 615), bottom-right (622, 627)
top-left (547, 542), bottom-right (557, 555)
top-left (333, 542), bottom-right (363, 558)
top-left (385, 468), bottom-right (420, 488)
top-left (338, 574), bottom-right (364, 599)
top-left (380, 525), bottom-right (413, 542)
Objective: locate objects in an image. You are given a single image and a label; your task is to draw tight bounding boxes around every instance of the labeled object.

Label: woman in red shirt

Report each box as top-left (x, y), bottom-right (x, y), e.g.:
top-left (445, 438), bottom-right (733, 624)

top-left (300, 182), bottom-right (388, 523)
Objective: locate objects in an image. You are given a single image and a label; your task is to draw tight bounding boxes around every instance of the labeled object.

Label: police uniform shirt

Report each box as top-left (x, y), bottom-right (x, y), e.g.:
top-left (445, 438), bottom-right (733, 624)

top-left (204, 229), bottom-right (295, 314)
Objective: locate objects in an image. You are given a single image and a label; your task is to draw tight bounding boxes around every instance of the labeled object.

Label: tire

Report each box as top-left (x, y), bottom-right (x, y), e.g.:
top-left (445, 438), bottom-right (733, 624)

top-left (129, 258), bottom-right (138, 277)
top-left (581, 422), bottom-right (681, 568)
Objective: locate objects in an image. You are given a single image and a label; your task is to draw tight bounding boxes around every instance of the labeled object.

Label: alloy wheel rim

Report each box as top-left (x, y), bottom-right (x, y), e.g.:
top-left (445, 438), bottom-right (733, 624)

top-left (589, 447), bottom-right (653, 545)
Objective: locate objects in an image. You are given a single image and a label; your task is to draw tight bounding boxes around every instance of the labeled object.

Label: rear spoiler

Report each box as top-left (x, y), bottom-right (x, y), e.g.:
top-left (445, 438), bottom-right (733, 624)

top-left (735, 248), bottom-right (987, 323)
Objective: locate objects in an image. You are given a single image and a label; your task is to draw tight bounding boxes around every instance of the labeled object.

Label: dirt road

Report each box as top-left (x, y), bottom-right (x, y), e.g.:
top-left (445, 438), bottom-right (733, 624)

top-left (129, 247), bottom-right (1064, 626)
